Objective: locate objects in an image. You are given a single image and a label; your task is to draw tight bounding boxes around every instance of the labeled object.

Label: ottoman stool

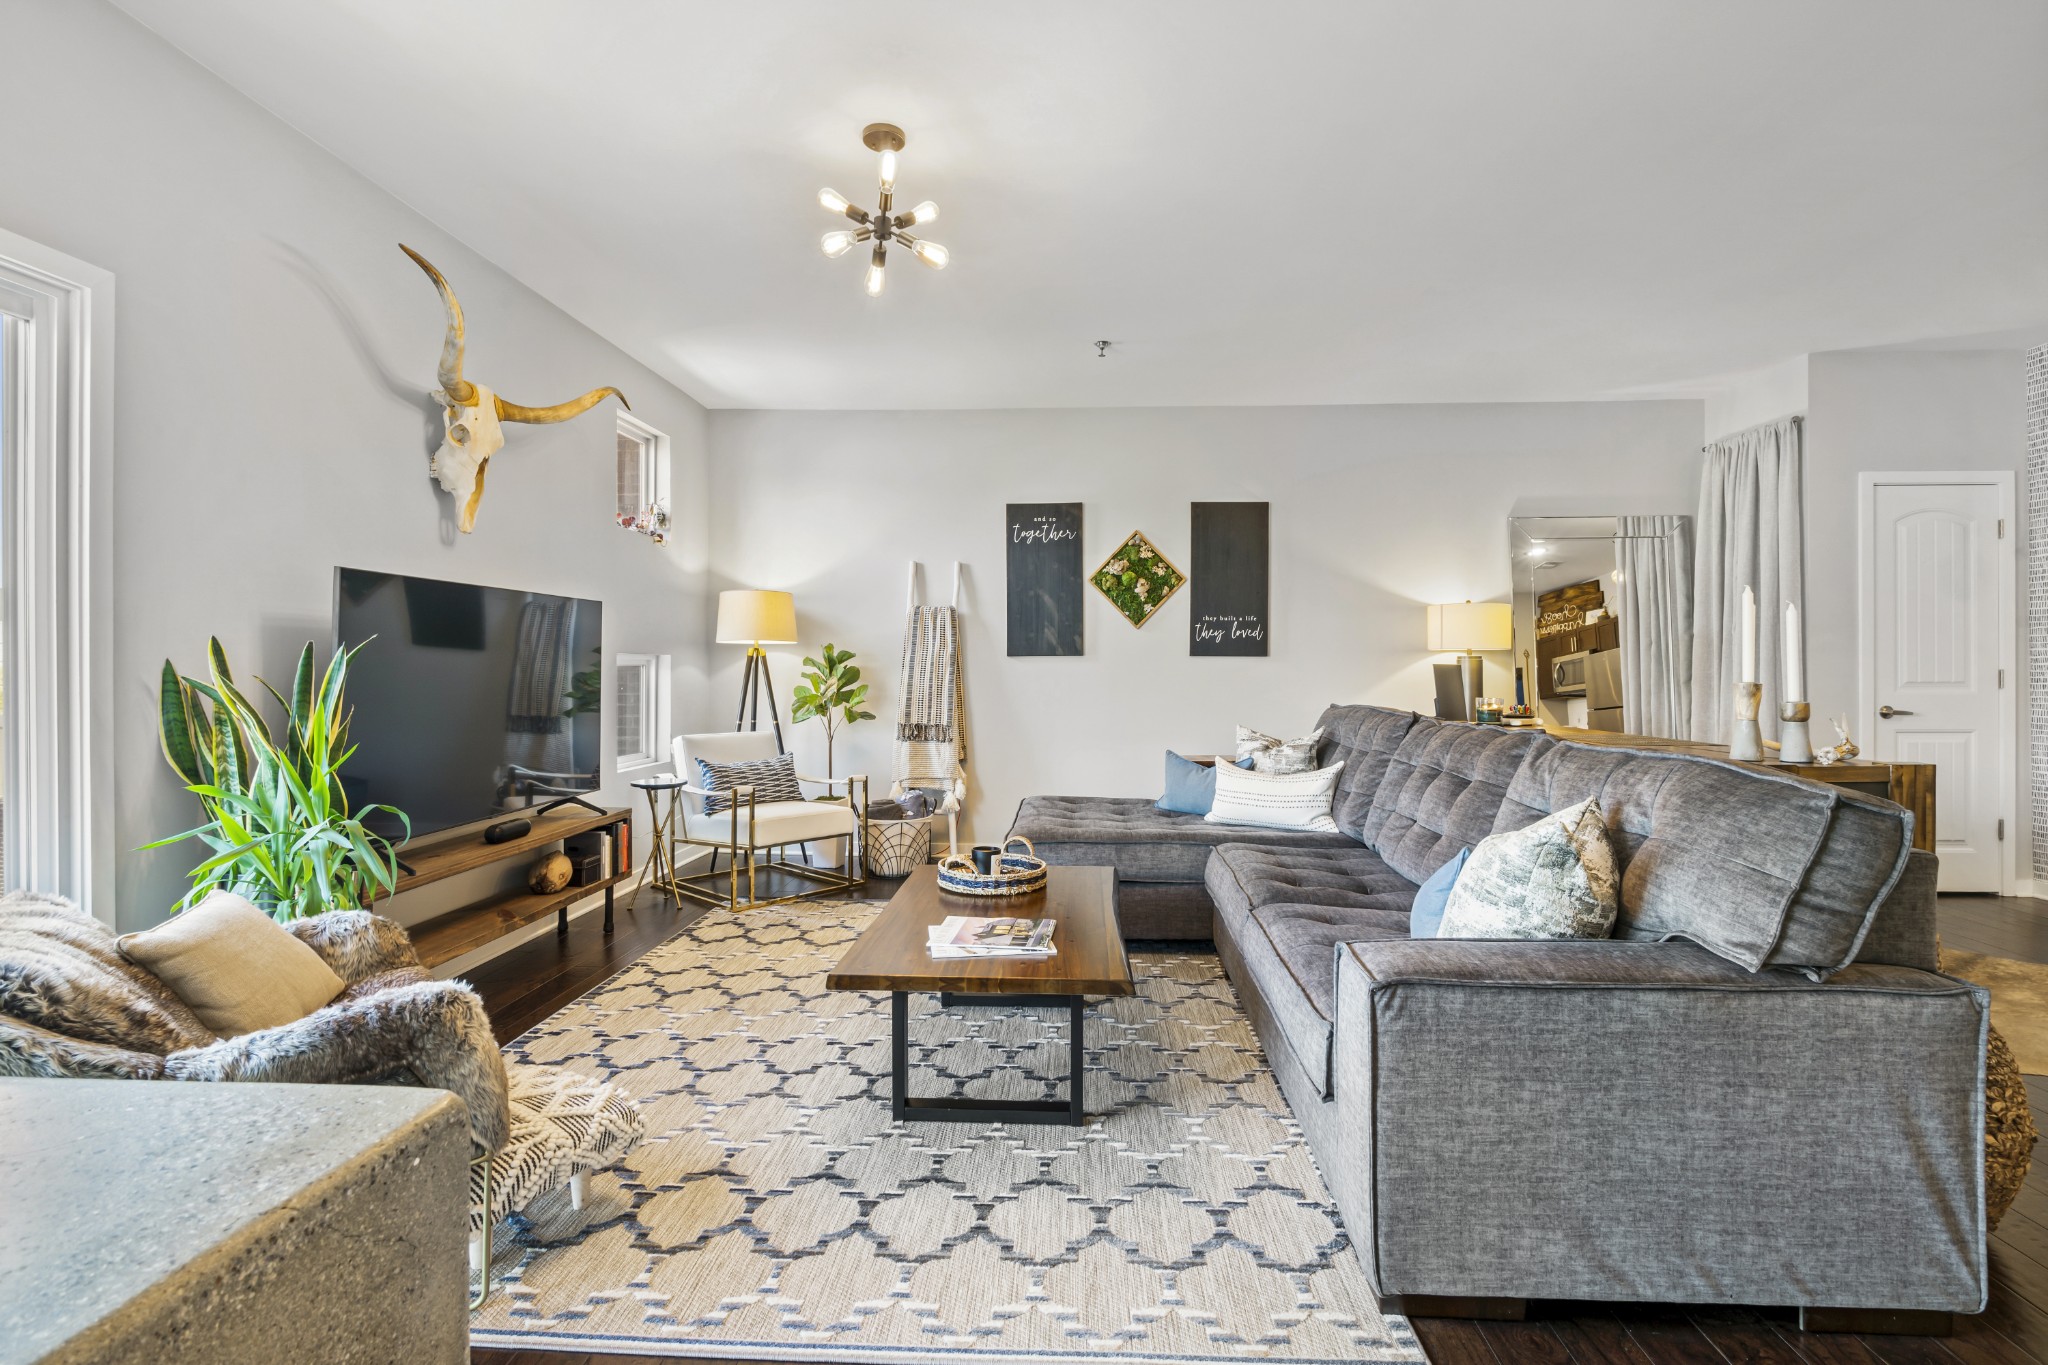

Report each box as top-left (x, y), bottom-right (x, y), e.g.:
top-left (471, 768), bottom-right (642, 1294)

top-left (469, 1064), bottom-right (644, 1302)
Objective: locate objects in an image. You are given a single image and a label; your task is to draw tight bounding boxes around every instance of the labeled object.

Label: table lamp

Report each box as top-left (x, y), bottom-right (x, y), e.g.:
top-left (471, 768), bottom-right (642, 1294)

top-left (1425, 601), bottom-right (1512, 721)
top-left (716, 589), bottom-right (799, 750)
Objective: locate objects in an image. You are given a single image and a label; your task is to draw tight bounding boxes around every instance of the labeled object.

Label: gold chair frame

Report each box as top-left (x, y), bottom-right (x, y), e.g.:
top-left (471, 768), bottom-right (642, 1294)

top-left (665, 773), bottom-right (870, 911)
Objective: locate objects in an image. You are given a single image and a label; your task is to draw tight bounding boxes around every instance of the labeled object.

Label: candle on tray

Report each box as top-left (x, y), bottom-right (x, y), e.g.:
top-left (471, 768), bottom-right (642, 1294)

top-left (1783, 600), bottom-right (1803, 700)
top-left (1740, 585), bottom-right (1757, 684)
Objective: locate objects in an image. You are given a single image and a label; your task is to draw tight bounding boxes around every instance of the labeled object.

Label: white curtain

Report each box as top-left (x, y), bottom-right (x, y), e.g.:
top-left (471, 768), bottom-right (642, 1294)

top-left (1614, 515), bottom-right (1693, 738)
top-left (1689, 416), bottom-right (1804, 743)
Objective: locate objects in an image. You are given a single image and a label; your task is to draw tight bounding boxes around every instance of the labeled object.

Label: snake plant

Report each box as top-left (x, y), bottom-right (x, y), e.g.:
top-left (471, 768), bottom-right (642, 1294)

top-left (147, 638), bottom-right (408, 920)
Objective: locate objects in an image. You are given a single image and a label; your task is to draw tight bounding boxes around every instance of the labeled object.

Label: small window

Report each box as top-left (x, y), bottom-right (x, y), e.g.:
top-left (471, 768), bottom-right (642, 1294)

top-left (615, 653), bottom-right (665, 771)
top-left (616, 411), bottom-right (668, 524)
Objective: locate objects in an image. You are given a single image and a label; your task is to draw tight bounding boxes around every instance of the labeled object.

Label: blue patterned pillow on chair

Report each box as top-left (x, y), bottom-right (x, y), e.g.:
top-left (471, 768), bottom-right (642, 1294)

top-left (696, 753), bottom-right (805, 815)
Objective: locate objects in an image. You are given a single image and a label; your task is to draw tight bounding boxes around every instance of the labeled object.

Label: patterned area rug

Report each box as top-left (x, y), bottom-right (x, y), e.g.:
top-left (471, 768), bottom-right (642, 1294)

top-left (470, 901), bottom-right (1421, 1363)
top-left (1942, 947), bottom-right (2048, 1075)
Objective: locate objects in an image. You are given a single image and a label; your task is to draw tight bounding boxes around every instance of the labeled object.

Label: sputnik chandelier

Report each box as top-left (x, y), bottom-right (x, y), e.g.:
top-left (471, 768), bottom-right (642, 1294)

top-left (818, 123), bottom-right (948, 296)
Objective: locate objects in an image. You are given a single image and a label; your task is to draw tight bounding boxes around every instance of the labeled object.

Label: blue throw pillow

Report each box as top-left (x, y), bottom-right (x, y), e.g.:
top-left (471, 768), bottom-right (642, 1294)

top-left (1156, 751), bottom-right (1250, 816)
top-left (1409, 846), bottom-right (1470, 938)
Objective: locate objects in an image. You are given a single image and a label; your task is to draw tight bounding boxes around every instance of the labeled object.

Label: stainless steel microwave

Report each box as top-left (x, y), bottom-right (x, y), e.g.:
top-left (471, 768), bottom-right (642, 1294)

top-left (1552, 650), bottom-right (1591, 695)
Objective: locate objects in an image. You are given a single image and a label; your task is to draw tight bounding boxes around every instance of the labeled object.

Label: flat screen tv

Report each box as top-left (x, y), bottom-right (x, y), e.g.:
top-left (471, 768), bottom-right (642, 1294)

top-left (334, 567), bottom-right (603, 842)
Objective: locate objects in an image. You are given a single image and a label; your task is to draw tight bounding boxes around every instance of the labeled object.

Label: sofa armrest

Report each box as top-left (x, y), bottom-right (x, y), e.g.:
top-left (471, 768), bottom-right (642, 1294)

top-left (162, 978), bottom-right (511, 1150)
top-left (288, 910), bottom-right (422, 985)
top-left (1331, 935), bottom-right (1988, 1311)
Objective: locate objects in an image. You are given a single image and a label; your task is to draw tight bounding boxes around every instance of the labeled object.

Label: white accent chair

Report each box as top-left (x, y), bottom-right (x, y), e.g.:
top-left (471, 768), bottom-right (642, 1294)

top-left (667, 731), bottom-right (868, 910)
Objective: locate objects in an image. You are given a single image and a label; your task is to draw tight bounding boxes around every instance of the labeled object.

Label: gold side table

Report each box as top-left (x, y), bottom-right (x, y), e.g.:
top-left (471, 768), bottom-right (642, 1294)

top-left (630, 773), bottom-right (690, 902)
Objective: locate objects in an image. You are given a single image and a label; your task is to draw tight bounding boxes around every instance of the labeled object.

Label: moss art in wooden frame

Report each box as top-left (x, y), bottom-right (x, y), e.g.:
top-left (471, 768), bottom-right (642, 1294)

top-left (1092, 530), bottom-right (1185, 628)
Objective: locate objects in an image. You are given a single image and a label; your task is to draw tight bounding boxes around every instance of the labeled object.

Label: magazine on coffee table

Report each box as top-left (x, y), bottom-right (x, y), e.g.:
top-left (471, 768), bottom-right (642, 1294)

top-left (927, 915), bottom-right (1057, 959)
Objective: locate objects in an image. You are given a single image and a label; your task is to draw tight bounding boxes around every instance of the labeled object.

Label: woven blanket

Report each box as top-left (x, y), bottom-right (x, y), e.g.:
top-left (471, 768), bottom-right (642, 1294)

top-left (893, 605), bottom-right (966, 796)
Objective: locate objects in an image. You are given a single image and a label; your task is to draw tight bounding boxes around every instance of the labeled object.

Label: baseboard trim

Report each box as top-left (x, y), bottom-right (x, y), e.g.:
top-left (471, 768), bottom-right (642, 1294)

top-left (1375, 1293), bottom-right (1525, 1321)
top-left (1798, 1306), bottom-right (1952, 1336)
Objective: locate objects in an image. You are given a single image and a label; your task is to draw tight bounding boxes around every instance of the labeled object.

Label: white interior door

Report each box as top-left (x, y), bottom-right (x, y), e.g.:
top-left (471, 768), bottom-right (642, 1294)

top-left (1865, 476), bottom-right (2013, 893)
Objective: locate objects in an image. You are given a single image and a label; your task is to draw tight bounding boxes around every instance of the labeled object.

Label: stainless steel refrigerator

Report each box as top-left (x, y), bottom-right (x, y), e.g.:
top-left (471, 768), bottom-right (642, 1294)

top-left (1587, 649), bottom-right (1625, 732)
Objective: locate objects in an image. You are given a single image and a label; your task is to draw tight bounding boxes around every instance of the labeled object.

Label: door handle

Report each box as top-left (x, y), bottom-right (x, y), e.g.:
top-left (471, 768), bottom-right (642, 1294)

top-left (1878, 705), bottom-right (1915, 718)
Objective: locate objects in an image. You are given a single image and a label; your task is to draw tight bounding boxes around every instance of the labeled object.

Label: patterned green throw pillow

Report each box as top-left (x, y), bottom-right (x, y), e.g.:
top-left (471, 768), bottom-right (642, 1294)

top-left (1437, 797), bottom-right (1619, 940)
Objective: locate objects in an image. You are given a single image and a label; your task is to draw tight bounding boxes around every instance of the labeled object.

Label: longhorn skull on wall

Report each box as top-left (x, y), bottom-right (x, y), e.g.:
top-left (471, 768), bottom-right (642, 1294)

top-left (401, 244), bottom-right (629, 532)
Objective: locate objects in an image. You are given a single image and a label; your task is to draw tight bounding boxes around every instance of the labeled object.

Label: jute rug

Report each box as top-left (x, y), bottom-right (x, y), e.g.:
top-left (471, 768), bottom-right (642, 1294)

top-left (1942, 947), bottom-right (2048, 1075)
top-left (470, 901), bottom-right (1421, 1363)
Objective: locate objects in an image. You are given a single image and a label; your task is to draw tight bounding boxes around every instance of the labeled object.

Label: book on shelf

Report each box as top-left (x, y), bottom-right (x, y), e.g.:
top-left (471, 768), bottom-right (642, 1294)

top-left (927, 915), bottom-right (1057, 959)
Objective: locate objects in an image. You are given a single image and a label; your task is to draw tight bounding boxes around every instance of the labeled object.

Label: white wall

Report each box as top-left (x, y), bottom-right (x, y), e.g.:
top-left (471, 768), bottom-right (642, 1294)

top-left (1804, 346), bottom-right (2031, 878)
top-left (1704, 355), bottom-right (1809, 442)
top-left (0, 2), bottom-right (714, 930)
top-left (708, 402), bottom-right (1702, 845)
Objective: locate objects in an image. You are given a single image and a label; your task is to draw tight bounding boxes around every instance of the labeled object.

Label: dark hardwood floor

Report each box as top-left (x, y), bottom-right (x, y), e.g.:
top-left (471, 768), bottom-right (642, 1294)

top-left (465, 864), bottom-right (897, 1045)
top-left (468, 890), bottom-right (2048, 1365)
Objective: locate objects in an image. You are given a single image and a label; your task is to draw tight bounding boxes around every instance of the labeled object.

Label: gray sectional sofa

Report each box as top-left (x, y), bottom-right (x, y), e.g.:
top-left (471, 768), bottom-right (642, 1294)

top-left (1010, 704), bottom-right (1986, 1327)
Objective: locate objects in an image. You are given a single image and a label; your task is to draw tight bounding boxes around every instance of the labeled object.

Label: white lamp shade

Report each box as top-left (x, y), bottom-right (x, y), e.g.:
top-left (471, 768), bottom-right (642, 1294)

top-left (715, 589), bottom-right (798, 645)
top-left (1426, 601), bottom-right (1512, 652)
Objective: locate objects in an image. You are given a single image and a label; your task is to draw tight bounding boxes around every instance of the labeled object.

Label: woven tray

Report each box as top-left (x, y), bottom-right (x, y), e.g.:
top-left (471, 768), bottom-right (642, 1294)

top-left (936, 836), bottom-right (1049, 897)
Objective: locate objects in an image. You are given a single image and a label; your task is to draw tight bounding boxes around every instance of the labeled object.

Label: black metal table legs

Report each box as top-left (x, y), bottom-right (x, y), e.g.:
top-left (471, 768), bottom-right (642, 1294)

top-left (890, 991), bottom-right (1087, 1126)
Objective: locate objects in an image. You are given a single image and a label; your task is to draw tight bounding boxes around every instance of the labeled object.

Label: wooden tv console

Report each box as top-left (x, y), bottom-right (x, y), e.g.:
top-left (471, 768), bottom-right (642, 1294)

top-left (371, 805), bottom-right (632, 968)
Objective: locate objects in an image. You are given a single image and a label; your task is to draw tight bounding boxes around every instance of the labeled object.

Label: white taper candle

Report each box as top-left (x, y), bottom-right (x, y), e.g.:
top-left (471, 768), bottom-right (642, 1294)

top-left (1784, 601), bottom-right (1803, 700)
top-left (1741, 585), bottom-right (1757, 684)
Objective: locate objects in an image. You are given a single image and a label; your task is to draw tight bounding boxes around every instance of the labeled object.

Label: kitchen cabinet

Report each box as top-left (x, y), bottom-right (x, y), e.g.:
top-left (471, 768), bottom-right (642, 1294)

top-left (1534, 617), bottom-right (1620, 699)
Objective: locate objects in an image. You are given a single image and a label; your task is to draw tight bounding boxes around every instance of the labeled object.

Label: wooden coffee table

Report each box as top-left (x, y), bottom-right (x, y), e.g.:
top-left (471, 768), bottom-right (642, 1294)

top-left (825, 865), bottom-right (1133, 1125)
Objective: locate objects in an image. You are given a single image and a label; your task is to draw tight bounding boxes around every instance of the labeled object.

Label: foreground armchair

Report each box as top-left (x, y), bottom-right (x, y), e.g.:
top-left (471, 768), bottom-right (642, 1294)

top-left (0, 893), bottom-right (642, 1304)
top-left (0, 895), bottom-right (512, 1148)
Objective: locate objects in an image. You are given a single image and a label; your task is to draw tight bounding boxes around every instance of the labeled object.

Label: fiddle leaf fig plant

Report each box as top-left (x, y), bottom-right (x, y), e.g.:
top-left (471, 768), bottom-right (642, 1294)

top-left (790, 643), bottom-right (875, 779)
top-left (148, 637), bottom-right (409, 921)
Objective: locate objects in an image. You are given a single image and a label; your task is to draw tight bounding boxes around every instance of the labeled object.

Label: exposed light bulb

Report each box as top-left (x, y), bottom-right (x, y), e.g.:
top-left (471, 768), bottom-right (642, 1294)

top-left (818, 187), bottom-right (850, 214)
top-left (878, 150), bottom-right (897, 192)
top-left (902, 200), bottom-right (938, 226)
top-left (865, 244), bottom-right (887, 296)
top-left (821, 230), bottom-right (856, 258)
top-left (911, 239), bottom-right (949, 270)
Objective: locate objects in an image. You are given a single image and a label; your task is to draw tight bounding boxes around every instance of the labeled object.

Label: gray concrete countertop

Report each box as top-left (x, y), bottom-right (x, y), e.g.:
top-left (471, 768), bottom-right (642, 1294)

top-left (0, 1078), bottom-right (470, 1365)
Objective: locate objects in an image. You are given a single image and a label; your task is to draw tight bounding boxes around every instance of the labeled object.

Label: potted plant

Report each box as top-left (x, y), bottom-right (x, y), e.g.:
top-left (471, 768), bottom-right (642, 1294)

top-left (790, 643), bottom-right (874, 778)
top-left (790, 643), bottom-right (874, 868)
top-left (148, 638), bottom-right (409, 921)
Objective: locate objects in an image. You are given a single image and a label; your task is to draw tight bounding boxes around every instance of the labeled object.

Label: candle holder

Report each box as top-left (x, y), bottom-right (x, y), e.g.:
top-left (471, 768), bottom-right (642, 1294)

top-left (1778, 701), bottom-right (1814, 764)
top-left (1729, 681), bottom-right (1764, 761)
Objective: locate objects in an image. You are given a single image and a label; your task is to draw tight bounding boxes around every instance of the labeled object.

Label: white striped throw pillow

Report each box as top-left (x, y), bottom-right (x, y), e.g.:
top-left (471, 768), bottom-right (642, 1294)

top-left (1205, 760), bottom-right (1345, 832)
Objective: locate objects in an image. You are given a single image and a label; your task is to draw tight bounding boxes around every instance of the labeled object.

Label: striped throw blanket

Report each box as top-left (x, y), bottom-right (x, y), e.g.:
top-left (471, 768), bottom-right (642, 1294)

top-left (893, 605), bottom-right (967, 797)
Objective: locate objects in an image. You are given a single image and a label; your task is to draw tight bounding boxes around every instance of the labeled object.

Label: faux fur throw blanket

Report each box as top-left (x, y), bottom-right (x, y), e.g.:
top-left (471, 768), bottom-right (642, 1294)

top-left (0, 894), bottom-right (510, 1150)
top-left (893, 604), bottom-right (967, 795)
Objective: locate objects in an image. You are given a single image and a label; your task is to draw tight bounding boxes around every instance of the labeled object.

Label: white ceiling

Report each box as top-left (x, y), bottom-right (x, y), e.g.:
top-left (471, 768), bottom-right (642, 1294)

top-left (115, 0), bottom-right (2048, 411)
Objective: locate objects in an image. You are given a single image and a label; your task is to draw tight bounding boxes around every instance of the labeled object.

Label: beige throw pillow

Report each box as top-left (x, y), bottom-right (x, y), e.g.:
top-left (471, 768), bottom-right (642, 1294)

top-left (117, 891), bottom-right (345, 1038)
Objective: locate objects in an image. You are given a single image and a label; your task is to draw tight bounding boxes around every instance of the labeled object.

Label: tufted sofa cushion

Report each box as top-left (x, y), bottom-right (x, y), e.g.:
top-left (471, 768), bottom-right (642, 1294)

top-left (1011, 796), bottom-right (1356, 886)
top-left (1240, 903), bottom-right (1409, 1098)
top-left (1206, 844), bottom-right (1418, 941)
top-left (1500, 741), bottom-right (1914, 979)
top-left (1361, 718), bottom-right (1554, 884)
top-left (1313, 704), bottom-right (1420, 841)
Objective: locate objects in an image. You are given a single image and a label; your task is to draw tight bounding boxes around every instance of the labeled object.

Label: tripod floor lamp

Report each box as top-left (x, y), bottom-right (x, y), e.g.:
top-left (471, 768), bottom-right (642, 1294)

top-left (717, 589), bottom-right (799, 751)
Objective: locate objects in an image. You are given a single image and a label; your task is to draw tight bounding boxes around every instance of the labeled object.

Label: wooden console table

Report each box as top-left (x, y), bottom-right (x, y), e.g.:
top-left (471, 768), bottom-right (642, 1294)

top-left (370, 805), bottom-right (633, 968)
top-left (1540, 726), bottom-right (1936, 853)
